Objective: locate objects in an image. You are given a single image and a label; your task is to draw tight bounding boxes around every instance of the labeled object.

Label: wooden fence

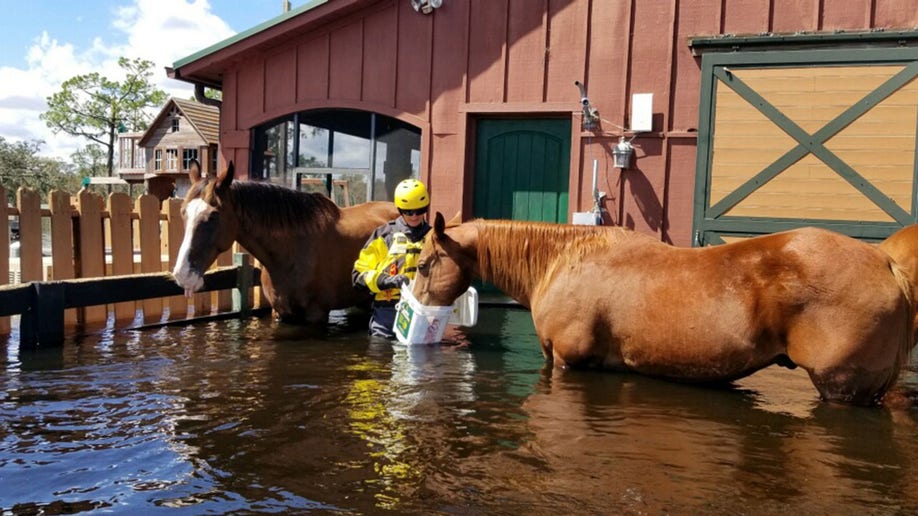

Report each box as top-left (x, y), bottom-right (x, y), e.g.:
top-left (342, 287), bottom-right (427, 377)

top-left (1, 184), bottom-right (264, 345)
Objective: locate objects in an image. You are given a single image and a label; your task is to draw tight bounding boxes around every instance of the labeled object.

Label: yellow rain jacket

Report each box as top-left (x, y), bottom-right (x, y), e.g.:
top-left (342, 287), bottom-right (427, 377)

top-left (352, 217), bottom-right (431, 302)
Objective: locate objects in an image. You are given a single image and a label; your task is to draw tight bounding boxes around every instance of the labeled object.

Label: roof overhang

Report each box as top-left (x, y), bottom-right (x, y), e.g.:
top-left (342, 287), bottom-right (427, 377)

top-left (168, 0), bottom-right (381, 89)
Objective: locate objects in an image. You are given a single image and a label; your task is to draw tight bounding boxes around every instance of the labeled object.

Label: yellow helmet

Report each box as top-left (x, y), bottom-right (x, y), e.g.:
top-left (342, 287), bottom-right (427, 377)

top-left (394, 179), bottom-right (430, 211)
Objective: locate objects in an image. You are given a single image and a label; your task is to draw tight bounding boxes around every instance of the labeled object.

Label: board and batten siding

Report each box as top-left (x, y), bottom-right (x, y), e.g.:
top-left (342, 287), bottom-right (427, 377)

top-left (175, 0), bottom-right (918, 246)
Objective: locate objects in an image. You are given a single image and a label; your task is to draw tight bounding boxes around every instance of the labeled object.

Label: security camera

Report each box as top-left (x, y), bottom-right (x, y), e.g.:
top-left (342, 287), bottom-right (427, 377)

top-left (411, 0), bottom-right (442, 14)
top-left (574, 80), bottom-right (599, 130)
top-left (574, 80), bottom-right (590, 105)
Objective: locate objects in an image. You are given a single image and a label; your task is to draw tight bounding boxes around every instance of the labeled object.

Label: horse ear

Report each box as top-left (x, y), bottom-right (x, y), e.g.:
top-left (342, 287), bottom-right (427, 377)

top-left (216, 161), bottom-right (235, 193)
top-left (188, 159), bottom-right (202, 184)
top-left (446, 211), bottom-right (462, 227)
top-left (434, 211), bottom-right (446, 236)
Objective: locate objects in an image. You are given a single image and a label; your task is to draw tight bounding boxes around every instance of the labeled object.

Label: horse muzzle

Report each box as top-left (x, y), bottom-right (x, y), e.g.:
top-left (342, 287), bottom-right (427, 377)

top-left (172, 264), bottom-right (204, 294)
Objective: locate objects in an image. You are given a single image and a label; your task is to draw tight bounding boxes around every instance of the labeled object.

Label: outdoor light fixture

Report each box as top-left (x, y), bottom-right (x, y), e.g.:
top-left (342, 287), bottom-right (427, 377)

top-left (411, 0), bottom-right (442, 14)
top-left (613, 137), bottom-right (635, 169)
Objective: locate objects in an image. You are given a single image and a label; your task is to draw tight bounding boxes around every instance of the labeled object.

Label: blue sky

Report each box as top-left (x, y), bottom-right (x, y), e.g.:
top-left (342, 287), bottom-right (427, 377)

top-left (0, 0), bottom-right (304, 160)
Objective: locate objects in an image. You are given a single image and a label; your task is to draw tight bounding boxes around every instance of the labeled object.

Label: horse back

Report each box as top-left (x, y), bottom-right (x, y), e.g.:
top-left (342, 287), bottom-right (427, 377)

top-left (707, 227), bottom-right (899, 304)
top-left (338, 201), bottom-right (400, 238)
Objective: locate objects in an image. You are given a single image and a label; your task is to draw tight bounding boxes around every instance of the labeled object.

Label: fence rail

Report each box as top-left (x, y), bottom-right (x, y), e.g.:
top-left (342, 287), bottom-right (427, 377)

top-left (2, 184), bottom-right (263, 346)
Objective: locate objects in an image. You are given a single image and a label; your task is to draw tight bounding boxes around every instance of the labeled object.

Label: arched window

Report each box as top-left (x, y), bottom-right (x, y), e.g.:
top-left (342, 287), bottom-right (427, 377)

top-left (251, 109), bottom-right (420, 206)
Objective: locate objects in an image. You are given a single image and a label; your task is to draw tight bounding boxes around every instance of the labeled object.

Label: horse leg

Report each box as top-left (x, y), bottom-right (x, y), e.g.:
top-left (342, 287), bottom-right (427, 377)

top-left (533, 306), bottom-right (612, 369)
top-left (785, 314), bottom-right (909, 406)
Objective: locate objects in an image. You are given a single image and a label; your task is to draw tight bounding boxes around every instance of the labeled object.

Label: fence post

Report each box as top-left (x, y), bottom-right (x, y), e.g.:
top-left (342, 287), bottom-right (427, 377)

top-left (49, 190), bottom-right (77, 327)
top-left (77, 189), bottom-right (106, 325)
top-left (217, 249), bottom-right (233, 311)
top-left (34, 281), bottom-right (65, 346)
top-left (17, 188), bottom-right (42, 282)
top-left (165, 198), bottom-right (187, 319)
top-left (0, 184), bottom-right (9, 335)
top-left (108, 193), bottom-right (135, 321)
top-left (233, 253), bottom-right (253, 316)
top-left (137, 194), bottom-right (162, 322)
top-left (18, 283), bottom-right (38, 348)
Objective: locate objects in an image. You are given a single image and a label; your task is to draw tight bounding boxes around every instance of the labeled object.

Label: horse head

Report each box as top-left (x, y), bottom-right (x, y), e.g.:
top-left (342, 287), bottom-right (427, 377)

top-left (413, 212), bottom-right (477, 306)
top-left (172, 160), bottom-right (239, 294)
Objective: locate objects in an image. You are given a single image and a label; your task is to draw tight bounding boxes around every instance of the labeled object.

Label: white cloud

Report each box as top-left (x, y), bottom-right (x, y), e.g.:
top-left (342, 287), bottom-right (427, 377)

top-left (112, 0), bottom-right (235, 93)
top-left (0, 0), bottom-right (237, 162)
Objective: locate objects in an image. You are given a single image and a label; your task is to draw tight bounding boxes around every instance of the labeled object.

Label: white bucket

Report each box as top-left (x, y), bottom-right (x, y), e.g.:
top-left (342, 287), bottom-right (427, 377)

top-left (449, 286), bottom-right (478, 327)
top-left (394, 285), bottom-right (479, 345)
top-left (393, 284), bottom-right (453, 345)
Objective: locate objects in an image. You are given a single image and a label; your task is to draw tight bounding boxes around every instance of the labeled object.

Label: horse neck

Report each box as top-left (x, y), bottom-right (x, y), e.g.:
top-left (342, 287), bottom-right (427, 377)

top-left (231, 212), bottom-right (281, 271)
top-left (474, 221), bottom-right (576, 307)
top-left (226, 184), bottom-right (336, 272)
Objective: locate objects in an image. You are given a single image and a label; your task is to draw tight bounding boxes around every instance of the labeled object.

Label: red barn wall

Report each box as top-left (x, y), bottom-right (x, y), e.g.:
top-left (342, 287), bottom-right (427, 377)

top-left (200, 0), bottom-right (918, 246)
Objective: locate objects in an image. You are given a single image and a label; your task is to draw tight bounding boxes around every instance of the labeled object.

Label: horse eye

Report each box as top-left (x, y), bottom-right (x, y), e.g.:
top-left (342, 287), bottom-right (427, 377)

top-left (417, 261), bottom-right (429, 274)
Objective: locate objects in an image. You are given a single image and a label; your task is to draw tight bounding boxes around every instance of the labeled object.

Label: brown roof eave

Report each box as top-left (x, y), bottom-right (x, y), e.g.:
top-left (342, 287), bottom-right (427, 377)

top-left (166, 66), bottom-right (223, 90)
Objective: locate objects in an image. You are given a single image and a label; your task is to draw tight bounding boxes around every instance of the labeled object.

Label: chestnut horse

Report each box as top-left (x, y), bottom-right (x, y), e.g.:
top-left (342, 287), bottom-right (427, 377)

top-left (172, 161), bottom-right (399, 323)
top-left (412, 214), bottom-right (914, 406)
top-left (879, 223), bottom-right (918, 339)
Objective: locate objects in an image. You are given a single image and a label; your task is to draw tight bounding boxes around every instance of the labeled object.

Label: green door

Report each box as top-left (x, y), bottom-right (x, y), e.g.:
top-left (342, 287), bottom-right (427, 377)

top-left (474, 119), bottom-right (570, 222)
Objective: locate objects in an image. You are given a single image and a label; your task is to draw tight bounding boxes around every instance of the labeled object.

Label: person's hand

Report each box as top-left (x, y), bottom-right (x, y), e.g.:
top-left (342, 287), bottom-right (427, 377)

top-left (377, 273), bottom-right (409, 290)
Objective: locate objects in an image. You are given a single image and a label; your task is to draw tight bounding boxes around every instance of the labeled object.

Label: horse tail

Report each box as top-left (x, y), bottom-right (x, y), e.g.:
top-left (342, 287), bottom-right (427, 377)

top-left (888, 259), bottom-right (914, 379)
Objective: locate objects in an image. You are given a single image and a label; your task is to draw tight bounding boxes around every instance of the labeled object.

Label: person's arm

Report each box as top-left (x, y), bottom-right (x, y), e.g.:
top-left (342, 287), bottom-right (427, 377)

top-left (352, 235), bottom-right (389, 293)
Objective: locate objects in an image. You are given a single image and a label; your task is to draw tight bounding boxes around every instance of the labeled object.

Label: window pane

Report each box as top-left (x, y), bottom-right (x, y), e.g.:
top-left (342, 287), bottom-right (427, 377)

top-left (251, 111), bottom-right (420, 208)
top-left (374, 124), bottom-right (421, 202)
top-left (182, 148), bottom-right (198, 169)
top-left (166, 149), bottom-right (178, 170)
top-left (298, 125), bottom-right (329, 168)
top-left (258, 119), bottom-right (295, 187)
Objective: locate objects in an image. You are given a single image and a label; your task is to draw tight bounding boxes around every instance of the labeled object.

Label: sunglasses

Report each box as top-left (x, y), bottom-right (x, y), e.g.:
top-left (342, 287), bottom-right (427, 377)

top-left (400, 208), bottom-right (428, 216)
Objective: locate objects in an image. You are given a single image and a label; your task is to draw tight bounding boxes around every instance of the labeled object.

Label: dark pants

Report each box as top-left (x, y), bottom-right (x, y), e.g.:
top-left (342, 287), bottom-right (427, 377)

top-left (368, 303), bottom-right (397, 339)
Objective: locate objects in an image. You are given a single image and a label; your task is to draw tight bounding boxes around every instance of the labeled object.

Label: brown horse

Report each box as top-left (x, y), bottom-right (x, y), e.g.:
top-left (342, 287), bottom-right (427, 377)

top-left (412, 213), bottom-right (914, 406)
top-left (879, 223), bottom-right (918, 339)
top-left (172, 161), bottom-right (399, 323)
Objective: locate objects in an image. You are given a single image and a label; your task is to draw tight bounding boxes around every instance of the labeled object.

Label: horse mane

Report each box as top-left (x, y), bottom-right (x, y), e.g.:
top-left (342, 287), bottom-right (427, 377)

top-left (473, 219), bottom-right (637, 298)
top-left (228, 181), bottom-right (341, 235)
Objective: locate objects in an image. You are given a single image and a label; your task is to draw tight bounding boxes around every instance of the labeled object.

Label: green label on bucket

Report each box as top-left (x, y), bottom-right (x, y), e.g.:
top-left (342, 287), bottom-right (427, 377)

top-left (395, 303), bottom-right (414, 337)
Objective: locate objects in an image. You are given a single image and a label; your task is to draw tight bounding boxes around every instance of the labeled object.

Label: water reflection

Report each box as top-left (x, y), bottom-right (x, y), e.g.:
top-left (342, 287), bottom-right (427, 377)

top-left (1, 311), bottom-right (918, 514)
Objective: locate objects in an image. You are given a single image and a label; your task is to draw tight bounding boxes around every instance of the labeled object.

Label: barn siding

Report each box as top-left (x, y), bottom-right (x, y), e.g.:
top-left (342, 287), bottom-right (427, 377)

top-left (329, 22), bottom-right (364, 101)
top-left (545, 1), bottom-right (588, 104)
top-left (506, 0), bottom-right (546, 104)
top-left (178, 0), bottom-right (918, 246)
top-left (265, 47), bottom-right (297, 112)
top-left (297, 35), bottom-right (330, 101)
top-left (467, 0), bottom-right (508, 104)
top-left (362, 8), bottom-right (397, 107)
top-left (396, 0), bottom-right (432, 116)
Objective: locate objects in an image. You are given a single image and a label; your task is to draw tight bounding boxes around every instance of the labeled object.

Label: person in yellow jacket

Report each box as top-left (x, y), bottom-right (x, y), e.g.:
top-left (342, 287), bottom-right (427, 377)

top-left (352, 178), bottom-right (432, 338)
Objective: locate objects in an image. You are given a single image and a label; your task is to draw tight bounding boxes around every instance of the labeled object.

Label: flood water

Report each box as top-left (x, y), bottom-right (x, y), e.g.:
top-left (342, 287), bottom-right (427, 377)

top-left (3, 307), bottom-right (918, 514)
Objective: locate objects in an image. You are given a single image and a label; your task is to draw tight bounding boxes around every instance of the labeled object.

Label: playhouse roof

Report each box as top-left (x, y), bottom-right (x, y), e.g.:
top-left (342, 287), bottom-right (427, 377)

top-left (138, 97), bottom-right (220, 148)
